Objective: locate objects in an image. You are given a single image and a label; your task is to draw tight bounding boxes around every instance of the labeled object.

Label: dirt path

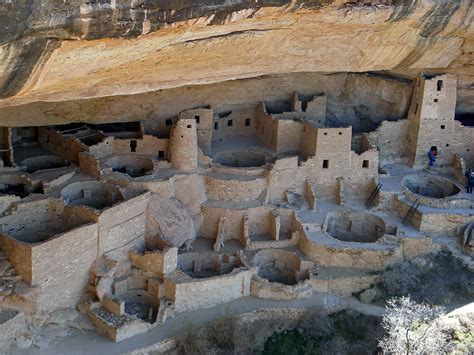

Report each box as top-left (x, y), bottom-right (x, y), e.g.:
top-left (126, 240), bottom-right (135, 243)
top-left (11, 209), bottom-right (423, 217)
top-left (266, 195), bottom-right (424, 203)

top-left (8, 293), bottom-right (385, 355)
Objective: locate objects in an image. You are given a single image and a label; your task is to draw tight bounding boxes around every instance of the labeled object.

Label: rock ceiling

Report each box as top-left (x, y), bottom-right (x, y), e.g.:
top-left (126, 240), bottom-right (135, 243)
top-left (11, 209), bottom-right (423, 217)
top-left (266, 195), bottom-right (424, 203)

top-left (0, 0), bottom-right (472, 126)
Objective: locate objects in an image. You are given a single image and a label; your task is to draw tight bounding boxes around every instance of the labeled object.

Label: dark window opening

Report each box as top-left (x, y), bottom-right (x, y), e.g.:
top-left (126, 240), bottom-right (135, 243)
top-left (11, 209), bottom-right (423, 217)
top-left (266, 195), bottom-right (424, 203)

top-left (165, 119), bottom-right (172, 126)
top-left (130, 140), bottom-right (137, 152)
top-left (214, 122), bottom-right (218, 130)
top-left (362, 160), bottom-right (369, 168)
top-left (187, 124), bottom-right (192, 128)
top-left (89, 122), bottom-right (141, 133)
top-left (227, 119), bottom-right (233, 127)
top-left (158, 150), bottom-right (165, 159)
top-left (440, 125), bottom-right (445, 129)
top-left (437, 80), bottom-right (443, 91)
top-left (455, 113), bottom-right (474, 127)
top-left (301, 101), bottom-right (308, 112)
top-left (195, 115), bottom-right (200, 124)
top-left (323, 132), bottom-right (328, 136)
top-left (446, 144), bottom-right (449, 147)
top-left (245, 118), bottom-right (251, 126)
top-left (322, 160), bottom-right (329, 169)
top-left (434, 99), bottom-right (438, 102)
top-left (338, 132), bottom-right (342, 135)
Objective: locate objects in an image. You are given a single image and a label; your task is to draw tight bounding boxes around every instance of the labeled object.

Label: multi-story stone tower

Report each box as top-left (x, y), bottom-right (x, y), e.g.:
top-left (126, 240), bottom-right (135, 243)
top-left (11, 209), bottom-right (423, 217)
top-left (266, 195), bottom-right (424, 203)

top-left (169, 118), bottom-right (198, 171)
top-left (406, 74), bottom-right (457, 168)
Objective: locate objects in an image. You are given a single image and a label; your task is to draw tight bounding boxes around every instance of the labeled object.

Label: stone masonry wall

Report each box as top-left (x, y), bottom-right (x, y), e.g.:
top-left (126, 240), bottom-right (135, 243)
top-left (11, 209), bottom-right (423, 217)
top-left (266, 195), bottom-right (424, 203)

top-left (98, 193), bottom-right (150, 261)
top-left (205, 175), bottom-right (267, 202)
top-left (32, 223), bottom-right (98, 311)
top-left (179, 108), bottom-right (213, 155)
top-left (164, 269), bottom-right (253, 313)
top-left (212, 107), bottom-right (256, 142)
top-left (367, 120), bottom-right (410, 165)
top-left (169, 119), bottom-right (198, 171)
top-left (38, 127), bottom-right (87, 163)
top-left (113, 135), bottom-right (169, 160)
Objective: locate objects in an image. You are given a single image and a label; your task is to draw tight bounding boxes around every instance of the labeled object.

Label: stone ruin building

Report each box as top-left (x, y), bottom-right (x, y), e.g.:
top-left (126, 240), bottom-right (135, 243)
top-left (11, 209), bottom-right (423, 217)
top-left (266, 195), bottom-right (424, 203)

top-left (0, 72), bottom-right (472, 343)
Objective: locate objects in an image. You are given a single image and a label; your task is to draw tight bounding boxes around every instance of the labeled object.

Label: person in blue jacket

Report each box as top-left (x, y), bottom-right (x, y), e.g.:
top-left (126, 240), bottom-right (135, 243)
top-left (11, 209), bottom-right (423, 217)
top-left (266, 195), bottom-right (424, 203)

top-left (428, 146), bottom-right (437, 167)
top-left (465, 168), bottom-right (474, 194)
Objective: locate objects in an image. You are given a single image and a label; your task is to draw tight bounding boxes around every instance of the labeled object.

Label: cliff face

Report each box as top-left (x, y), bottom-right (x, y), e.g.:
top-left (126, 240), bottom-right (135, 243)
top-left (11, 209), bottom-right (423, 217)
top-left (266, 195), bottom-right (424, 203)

top-left (0, 0), bottom-right (472, 126)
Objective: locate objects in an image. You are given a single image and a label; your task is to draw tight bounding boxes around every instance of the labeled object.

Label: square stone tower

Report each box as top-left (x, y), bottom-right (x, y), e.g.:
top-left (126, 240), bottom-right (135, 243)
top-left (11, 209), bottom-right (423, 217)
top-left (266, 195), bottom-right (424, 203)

top-left (406, 73), bottom-right (457, 168)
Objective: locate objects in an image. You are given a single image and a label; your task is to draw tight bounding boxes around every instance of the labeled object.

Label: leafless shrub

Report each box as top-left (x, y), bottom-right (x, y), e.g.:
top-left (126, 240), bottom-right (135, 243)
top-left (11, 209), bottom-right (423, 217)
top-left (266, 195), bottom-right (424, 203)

top-left (379, 296), bottom-right (452, 354)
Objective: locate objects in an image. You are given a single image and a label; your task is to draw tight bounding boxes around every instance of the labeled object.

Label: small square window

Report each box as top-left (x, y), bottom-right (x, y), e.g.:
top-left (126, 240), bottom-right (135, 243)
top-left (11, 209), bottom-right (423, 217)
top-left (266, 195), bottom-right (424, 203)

top-left (195, 115), bottom-right (200, 124)
top-left (158, 150), bottom-right (165, 159)
top-left (322, 160), bottom-right (329, 169)
top-left (338, 132), bottom-right (342, 135)
top-left (214, 122), bottom-right (218, 130)
top-left (227, 119), bottom-right (233, 127)
top-left (245, 118), bottom-right (251, 126)
top-left (441, 125), bottom-right (445, 129)
top-left (446, 143), bottom-right (449, 147)
top-left (165, 119), bottom-right (172, 126)
top-left (187, 124), bottom-right (192, 128)
top-left (434, 99), bottom-right (438, 103)
top-left (362, 160), bottom-right (369, 168)
top-left (323, 132), bottom-right (328, 136)
top-left (130, 140), bottom-right (137, 152)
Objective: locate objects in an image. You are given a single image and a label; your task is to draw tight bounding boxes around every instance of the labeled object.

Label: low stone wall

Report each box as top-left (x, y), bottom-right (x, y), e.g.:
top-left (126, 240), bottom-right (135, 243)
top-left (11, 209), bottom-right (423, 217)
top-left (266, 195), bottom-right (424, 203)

top-left (89, 307), bottom-right (152, 342)
top-left (308, 272), bottom-right (380, 297)
top-left (164, 268), bottom-right (253, 313)
top-left (399, 236), bottom-right (438, 259)
top-left (205, 175), bottom-right (267, 202)
top-left (403, 191), bottom-right (472, 209)
top-left (250, 275), bottom-right (313, 300)
top-left (419, 213), bottom-right (474, 237)
top-left (299, 233), bottom-right (402, 270)
top-left (129, 247), bottom-right (178, 277)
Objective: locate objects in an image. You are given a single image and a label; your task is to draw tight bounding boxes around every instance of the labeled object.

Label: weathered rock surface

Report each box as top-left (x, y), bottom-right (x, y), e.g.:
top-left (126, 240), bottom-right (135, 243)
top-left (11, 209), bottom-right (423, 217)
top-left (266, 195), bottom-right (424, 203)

top-left (0, 0), bottom-right (472, 126)
top-left (145, 196), bottom-right (196, 249)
